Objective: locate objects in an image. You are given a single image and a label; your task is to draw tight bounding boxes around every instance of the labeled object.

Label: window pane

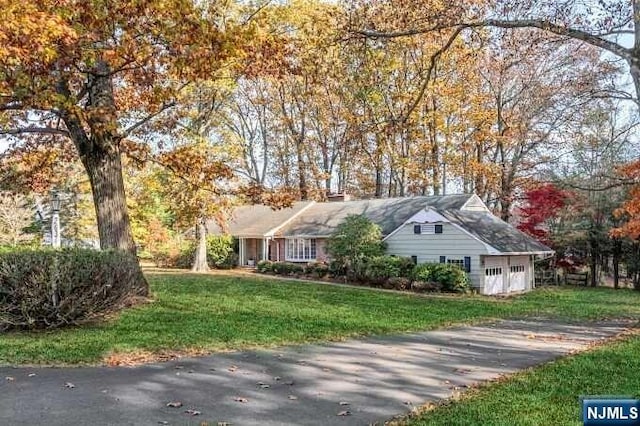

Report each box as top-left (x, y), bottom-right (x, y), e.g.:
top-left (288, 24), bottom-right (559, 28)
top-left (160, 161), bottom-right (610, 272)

top-left (310, 239), bottom-right (317, 258)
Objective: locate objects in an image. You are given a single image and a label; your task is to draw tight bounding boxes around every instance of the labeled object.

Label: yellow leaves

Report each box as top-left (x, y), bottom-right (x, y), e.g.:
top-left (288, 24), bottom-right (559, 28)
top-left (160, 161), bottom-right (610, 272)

top-left (0, 0), bottom-right (76, 65)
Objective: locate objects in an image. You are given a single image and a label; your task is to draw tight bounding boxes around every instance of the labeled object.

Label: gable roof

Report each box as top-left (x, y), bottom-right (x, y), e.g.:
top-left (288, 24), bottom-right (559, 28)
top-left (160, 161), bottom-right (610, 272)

top-left (440, 209), bottom-right (552, 254)
top-left (206, 201), bottom-right (313, 238)
top-left (208, 193), bottom-right (553, 255)
top-left (275, 194), bottom-right (474, 237)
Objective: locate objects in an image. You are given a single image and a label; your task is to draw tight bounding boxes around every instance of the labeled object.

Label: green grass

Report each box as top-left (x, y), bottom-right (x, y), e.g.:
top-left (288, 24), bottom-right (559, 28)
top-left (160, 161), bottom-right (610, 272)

top-left (2, 272), bottom-right (640, 365)
top-left (404, 334), bottom-right (640, 426)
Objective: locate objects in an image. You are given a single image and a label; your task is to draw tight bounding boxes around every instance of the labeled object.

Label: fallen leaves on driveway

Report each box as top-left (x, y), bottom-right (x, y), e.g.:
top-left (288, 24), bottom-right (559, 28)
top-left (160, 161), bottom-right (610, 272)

top-left (233, 397), bottom-right (248, 403)
top-left (166, 401), bottom-right (183, 408)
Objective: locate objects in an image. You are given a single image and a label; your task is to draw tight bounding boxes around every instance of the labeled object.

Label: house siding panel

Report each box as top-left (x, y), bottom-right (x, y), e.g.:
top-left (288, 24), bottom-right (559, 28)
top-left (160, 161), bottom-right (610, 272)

top-left (385, 223), bottom-right (489, 289)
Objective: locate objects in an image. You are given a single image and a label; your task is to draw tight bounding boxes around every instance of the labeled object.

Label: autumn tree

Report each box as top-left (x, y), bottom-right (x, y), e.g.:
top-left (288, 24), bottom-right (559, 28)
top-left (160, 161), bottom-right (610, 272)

top-left (354, 0), bottom-right (640, 102)
top-left (0, 1), bottom-right (278, 294)
top-left (0, 192), bottom-right (36, 246)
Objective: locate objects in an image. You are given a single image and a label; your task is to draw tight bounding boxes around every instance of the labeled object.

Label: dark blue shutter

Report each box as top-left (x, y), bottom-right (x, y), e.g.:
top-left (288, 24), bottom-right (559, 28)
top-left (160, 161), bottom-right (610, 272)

top-left (414, 225), bottom-right (421, 234)
top-left (411, 255), bottom-right (418, 265)
top-left (439, 256), bottom-right (446, 263)
top-left (464, 256), bottom-right (471, 273)
top-left (435, 224), bottom-right (443, 234)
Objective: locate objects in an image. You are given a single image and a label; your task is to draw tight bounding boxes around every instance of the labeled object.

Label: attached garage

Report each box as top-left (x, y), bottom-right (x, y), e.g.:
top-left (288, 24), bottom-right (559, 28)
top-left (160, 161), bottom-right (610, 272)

top-left (482, 255), bottom-right (533, 295)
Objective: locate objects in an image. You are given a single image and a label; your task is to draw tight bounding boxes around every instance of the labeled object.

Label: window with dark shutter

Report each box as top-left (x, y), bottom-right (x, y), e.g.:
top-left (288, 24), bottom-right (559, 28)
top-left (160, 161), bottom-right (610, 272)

top-left (464, 256), bottom-right (471, 273)
top-left (434, 224), bottom-right (443, 234)
top-left (413, 225), bottom-right (421, 234)
top-left (439, 256), bottom-right (446, 263)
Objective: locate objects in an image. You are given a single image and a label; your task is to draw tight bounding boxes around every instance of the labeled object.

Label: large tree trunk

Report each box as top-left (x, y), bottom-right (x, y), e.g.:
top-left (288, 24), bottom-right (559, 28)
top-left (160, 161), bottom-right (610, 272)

top-left (191, 218), bottom-right (209, 272)
top-left (58, 60), bottom-right (148, 297)
top-left (83, 147), bottom-right (137, 254)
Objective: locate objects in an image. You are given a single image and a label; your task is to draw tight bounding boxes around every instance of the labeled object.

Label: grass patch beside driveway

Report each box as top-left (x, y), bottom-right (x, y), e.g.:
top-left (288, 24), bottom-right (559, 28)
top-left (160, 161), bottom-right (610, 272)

top-left (401, 332), bottom-right (640, 426)
top-left (1, 272), bottom-right (639, 365)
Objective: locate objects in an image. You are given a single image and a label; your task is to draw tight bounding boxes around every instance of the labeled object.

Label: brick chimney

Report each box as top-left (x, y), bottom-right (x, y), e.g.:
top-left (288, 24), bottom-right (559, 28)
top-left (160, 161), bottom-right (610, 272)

top-left (327, 192), bottom-right (351, 202)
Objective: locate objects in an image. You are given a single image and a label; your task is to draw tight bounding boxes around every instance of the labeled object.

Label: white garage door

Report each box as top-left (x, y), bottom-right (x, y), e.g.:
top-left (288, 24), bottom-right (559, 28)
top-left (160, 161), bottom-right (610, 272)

top-left (484, 257), bottom-right (504, 295)
top-left (509, 264), bottom-right (526, 292)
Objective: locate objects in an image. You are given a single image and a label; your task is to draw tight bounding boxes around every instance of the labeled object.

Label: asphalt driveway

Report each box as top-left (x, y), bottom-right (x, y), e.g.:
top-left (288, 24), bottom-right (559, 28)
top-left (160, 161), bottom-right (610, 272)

top-left (0, 319), bottom-right (631, 425)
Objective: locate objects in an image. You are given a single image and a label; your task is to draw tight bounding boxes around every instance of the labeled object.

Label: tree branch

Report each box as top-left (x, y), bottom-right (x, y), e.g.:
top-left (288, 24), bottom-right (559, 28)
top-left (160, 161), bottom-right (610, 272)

top-left (0, 127), bottom-right (70, 137)
top-left (122, 101), bottom-right (176, 137)
top-left (358, 19), bottom-right (633, 62)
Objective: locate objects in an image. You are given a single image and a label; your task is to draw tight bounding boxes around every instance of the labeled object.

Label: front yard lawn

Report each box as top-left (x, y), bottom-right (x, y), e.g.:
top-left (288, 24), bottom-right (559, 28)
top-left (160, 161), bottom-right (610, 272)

top-left (2, 272), bottom-right (640, 365)
top-left (402, 333), bottom-right (640, 425)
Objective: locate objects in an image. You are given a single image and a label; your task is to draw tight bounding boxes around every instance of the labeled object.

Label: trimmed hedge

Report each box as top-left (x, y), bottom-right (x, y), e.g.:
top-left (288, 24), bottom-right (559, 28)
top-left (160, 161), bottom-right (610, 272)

top-left (413, 263), bottom-right (470, 293)
top-left (0, 248), bottom-right (146, 331)
top-left (361, 255), bottom-right (415, 285)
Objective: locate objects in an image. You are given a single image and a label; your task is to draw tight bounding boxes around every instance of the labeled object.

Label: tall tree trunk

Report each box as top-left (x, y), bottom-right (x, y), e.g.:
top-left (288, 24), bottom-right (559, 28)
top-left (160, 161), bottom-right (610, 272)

top-left (191, 218), bottom-right (209, 272)
top-left (613, 238), bottom-right (621, 289)
top-left (58, 61), bottom-right (148, 296)
top-left (296, 139), bottom-right (308, 200)
top-left (83, 148), bottom-right (136, 254)
top-left (589, 233), bottom-right (599, 287)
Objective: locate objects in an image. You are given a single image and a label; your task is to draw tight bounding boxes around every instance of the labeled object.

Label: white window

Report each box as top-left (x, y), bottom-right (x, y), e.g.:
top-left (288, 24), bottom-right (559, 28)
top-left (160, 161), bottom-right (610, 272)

top-left (286, 238), bottom-right (317, 261)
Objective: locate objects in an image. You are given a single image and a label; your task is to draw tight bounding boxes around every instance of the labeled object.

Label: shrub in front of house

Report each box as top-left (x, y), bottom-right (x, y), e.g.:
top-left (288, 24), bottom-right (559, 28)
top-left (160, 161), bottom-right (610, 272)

top-left (257, 260), bottom-right (273, 273)
top-left (304, 261), bottom-right (330, 278)
top-left (362, 255), bottom-right (415, 286)
top-left (270, 262), bottom-right (304, 276)
top-left (0, 248), bottom-right (144, 331)
top-left (412, 263), bottom-right (470, 293)
top-left (326, 214), bottom-right (385, 276)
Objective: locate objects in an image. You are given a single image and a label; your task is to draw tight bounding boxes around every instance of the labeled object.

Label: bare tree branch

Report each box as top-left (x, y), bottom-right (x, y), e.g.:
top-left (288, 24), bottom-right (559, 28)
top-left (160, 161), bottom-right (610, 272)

top-left (358, 19), bottom-right (633, 63)
top-left (122, 101), bottom-right (176, 137)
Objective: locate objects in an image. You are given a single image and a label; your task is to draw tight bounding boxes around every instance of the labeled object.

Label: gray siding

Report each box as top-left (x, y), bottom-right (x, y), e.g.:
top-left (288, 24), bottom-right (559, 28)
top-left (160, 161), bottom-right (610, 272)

top-left (385, 223), bottom-right (489, 288)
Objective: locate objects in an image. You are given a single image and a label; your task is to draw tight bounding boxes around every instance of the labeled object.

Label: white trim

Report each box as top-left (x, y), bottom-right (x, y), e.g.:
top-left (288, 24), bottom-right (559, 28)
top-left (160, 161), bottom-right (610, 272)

top-left (284, 237), bottom-right (317, 262)
top-left (382, 208), bottom-right (449, 241)
top-left (485, 251), bottom-right (555, 256)
top-left (265, 202), bottom-right (316, 237)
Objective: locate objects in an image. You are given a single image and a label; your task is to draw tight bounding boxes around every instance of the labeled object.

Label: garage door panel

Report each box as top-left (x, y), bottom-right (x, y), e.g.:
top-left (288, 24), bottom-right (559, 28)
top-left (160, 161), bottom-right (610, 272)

top-left (484, 257), bottom-right (505, 295)
top-left (509, 264), bottom-right (526, 292)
